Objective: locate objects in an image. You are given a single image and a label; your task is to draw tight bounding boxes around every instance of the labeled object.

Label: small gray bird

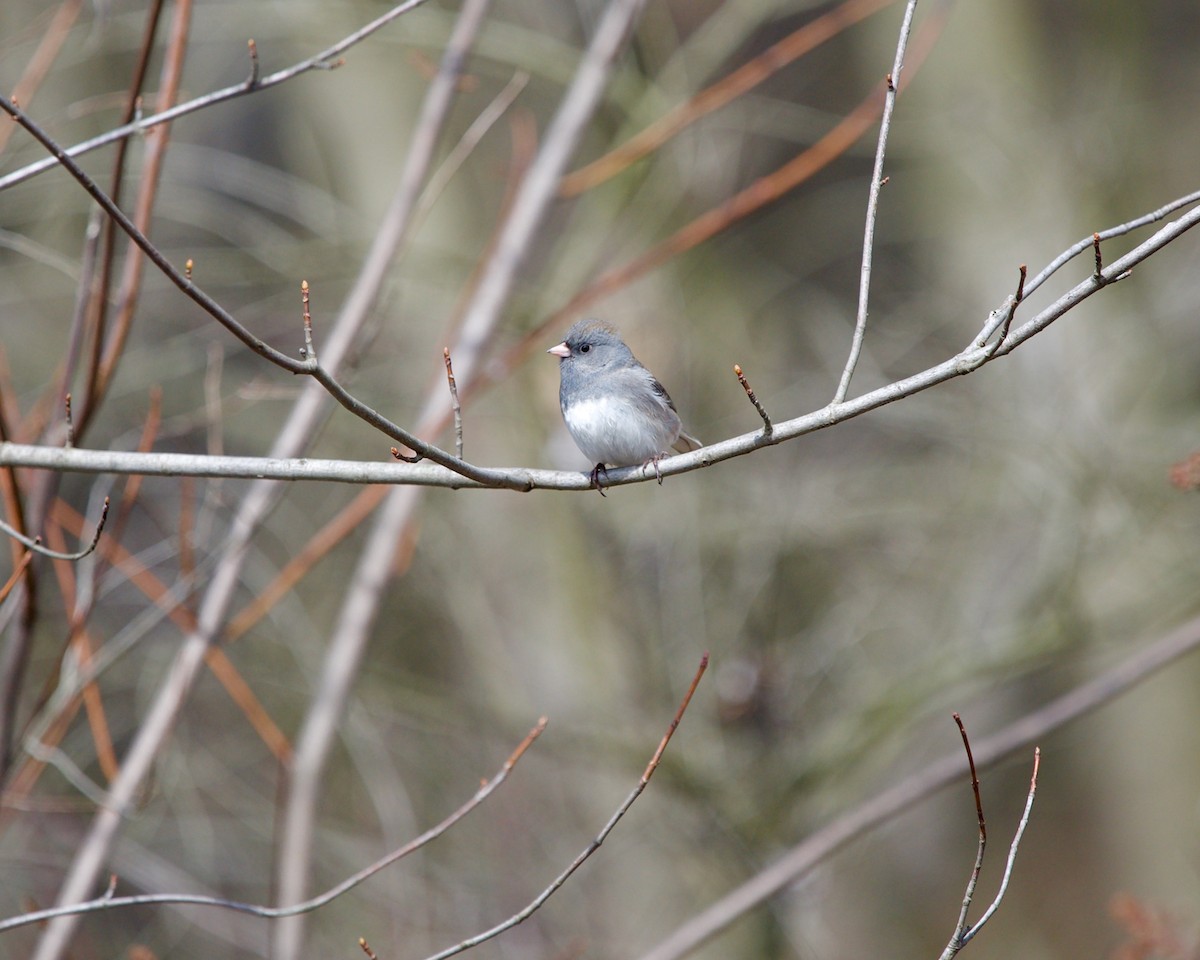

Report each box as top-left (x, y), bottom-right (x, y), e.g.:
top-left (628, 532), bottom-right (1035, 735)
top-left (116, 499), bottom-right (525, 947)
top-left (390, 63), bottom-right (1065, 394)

top-left (548, 319), bottom-right (701, 492)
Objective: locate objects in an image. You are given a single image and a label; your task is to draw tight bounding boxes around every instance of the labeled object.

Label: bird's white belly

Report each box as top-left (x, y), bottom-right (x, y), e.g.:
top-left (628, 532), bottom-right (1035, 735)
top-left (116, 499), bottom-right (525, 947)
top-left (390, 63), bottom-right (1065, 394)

top-left (563, 397), bottom-right (676, 466)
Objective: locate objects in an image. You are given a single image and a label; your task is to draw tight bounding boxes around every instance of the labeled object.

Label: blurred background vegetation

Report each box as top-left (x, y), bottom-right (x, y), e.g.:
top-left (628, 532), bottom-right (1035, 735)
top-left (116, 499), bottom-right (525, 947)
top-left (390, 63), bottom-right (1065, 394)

top-left (2, 1), bottom-right (1199, 958)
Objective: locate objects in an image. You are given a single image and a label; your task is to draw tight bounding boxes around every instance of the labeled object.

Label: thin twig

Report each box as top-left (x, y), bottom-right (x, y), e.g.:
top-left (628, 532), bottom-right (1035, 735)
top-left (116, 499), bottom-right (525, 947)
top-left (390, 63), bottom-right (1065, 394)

top-left (299, 281), bottom-right (316, 365)
top-left (834, 0), bottom-right (919, 404)
top-left (0, 0), bottom-right (435, 193)
top-left (960, 747), bottom-right (1040, 944)
top-left (973, 264), bottom-right (1026, 361)
top-left (1022, 188), bottom-right (1200, 299)
top-left (444, 348), bottom-right (463, 459)
top-left (943, 714), bottom-right (986, 957)
top-left (734, 365), bottom-right (772, 435)
top-left (419, 654), bottom-right (708, 960)
top-left (0, 496), bottom-right (108, 561)
top-left (940, 748), bottom-right (1036, 960)
top-left (0, 718), bottom-right (548, 934)
top-left (246, 38), bottom-right (260, 86)
top-left (62, 394), bottom-right (74, 448)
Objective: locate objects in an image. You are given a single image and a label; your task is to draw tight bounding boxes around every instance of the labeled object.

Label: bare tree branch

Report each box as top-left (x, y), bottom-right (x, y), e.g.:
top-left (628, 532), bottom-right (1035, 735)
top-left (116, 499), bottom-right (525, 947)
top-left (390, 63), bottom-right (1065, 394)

top-left (4, 186), bottom-right (1198, 493)
top-left (939, 718), bottom-right (1039, 959)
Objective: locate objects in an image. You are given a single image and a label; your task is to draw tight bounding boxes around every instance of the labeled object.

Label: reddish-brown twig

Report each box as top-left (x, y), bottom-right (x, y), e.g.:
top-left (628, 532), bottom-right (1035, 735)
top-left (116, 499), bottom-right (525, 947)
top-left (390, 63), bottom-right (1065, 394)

top-left (559, 0), bottom-right (896, 196)
top-left (0, 0), bottom-right (84, 156)
top-left (444, 348), bottom-right (463, 459)
top-left (734, 365), bottom-right (772, 436)
top-left (0, 550), bottom-right (34, 606)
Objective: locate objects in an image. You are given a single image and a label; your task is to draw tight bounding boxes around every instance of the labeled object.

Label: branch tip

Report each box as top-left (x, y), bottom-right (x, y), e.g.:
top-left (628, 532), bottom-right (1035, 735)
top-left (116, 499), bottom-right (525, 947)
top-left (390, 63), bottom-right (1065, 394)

top-left (299, 280), bottom-right (315, 362)
top-left (444, 347), bottom-right (463, 459)
top-left (390, 446), bottom-right (422, 464)
top-left (734, 364), bottom-right (773, 435)
top-left (246, 38), bottom-right (261, 87)
top-left (64, 393), bottom-right (75, 448)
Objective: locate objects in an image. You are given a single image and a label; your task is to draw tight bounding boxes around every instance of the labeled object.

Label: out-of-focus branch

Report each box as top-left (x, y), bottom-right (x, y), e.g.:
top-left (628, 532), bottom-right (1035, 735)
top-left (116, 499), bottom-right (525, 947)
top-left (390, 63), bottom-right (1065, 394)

top-left (0, 0), bottom-right (84, 156)
top-left (0, 0), bottom-right (435, 193)
top-left (558, 0), bottom-right (896, 196)
top-left (635, 613), bottom-right (1200, 960)
top-left (0, 717), bottom-right (547, 935)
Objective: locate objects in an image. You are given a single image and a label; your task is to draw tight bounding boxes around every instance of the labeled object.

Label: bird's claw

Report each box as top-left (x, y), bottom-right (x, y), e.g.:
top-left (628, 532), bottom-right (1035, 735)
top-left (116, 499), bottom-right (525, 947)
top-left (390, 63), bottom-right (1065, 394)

top-left (642, 455), bottom-right (665, 485)
top-left (589, 463), bottom-right (609, 497)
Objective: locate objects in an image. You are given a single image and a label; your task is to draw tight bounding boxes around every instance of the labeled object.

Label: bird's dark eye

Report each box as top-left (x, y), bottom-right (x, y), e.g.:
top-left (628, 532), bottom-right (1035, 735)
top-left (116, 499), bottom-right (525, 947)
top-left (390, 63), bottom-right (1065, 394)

top-left (579, 343), bottom-right (590, 353)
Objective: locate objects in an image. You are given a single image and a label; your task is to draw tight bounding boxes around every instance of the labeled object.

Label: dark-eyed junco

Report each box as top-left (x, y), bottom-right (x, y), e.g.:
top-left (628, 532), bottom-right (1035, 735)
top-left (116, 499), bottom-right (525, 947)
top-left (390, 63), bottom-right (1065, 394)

top-left (548, 319), bottom-right (701, 491)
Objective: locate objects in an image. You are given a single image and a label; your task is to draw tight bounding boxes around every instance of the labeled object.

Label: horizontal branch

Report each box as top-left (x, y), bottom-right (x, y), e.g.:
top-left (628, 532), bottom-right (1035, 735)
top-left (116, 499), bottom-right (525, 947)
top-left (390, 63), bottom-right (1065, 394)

top-left (4, 191), bottom-right (1198, 492)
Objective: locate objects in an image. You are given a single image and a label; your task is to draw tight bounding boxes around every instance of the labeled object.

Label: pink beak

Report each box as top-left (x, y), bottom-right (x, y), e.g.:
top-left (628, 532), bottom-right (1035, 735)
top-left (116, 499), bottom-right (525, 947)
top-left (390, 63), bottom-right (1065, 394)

top-left (547, 341), bottom-right (570, 358)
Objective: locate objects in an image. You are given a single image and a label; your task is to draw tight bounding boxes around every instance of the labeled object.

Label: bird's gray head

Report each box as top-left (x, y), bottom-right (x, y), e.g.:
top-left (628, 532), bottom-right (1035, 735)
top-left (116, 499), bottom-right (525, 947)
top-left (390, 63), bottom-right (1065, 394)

top-left (546, 319), bottom-right (632, 372)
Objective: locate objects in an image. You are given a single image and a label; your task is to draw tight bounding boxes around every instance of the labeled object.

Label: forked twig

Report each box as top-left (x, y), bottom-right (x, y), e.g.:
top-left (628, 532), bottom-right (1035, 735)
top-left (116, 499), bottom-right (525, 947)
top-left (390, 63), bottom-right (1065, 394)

top-left (941, 714), bottom-right (1040, 959)
top-left (958, 748), bottom-right (1040, 947)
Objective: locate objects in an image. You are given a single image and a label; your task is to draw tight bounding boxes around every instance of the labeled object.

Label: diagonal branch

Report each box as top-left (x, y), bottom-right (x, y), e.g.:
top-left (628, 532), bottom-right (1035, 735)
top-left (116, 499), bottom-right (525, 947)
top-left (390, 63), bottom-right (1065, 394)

top-left (0, 0), bottom-right (436, 193)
